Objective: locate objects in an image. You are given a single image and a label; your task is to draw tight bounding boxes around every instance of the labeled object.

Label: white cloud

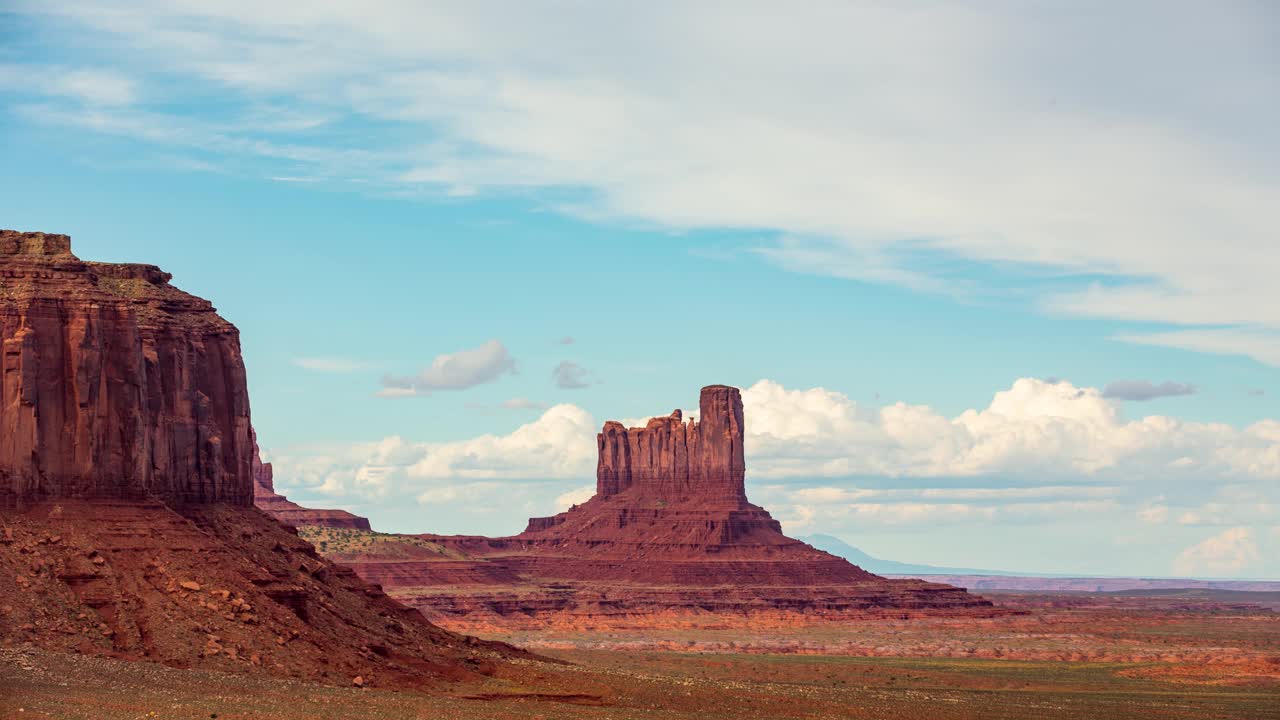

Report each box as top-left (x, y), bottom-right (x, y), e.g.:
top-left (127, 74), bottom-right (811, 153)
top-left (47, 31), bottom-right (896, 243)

top-left (0, 64), bottom-right (137, 105)
top-left (291, 357), bottom-right (370, 373)
top-left (407, 404), bottom-right (595, 480)
top-left (379, 339), bottom-right (515, 397)
top-left (264, 376), bottom-right (1279, 540)
top-left (1173, 528), bottom-right (1261, 577)
top-left (788, 502), bottom-right (998, 530)
top-left (741, 378), bottom-right (1280, 481)
top-left (554, 485), bottom-right (595, 511)
top-left (9, 3), bottom-right (1279, 363)
top-left (269, 403), bottom-right (597, 502)
top-left (1137, 504), bottom-right (1170, 524)
top-left (1114, 329), bottom-right (1280, 369)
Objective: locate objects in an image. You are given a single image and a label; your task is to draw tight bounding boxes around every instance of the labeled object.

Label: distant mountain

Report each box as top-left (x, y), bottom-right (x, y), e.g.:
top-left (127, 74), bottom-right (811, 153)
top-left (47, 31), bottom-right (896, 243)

top-left (799, 534), bottom-right (1280, 592)
top-left (798, 534), bottom-right (1036, 577)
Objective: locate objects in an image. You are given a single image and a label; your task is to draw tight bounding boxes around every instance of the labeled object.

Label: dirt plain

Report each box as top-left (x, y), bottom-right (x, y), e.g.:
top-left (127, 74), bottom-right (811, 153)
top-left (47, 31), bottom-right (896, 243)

top-left (4, 591), bottom-right (1277, 719)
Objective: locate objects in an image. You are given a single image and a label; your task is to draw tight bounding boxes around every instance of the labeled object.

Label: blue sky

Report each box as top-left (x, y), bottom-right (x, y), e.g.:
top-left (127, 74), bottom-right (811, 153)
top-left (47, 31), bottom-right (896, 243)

top-left (2, 2), bottom-right (1277, 578)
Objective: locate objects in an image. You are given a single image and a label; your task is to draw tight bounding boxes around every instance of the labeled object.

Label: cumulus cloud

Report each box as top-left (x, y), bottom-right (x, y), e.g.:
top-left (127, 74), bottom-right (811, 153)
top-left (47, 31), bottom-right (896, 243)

top-left (740, 378), bottom-right (1279, 481)
top-left (552, 360), bottom-right (592, 389)
top-left (1173, 528), bottom-right (1261, 577)
top-left (1102, 379), bottom-right (1196, 402)
top-left (292, 357), bottom-right (370, 373)
top-left (379, 340), bottom-right (515, 397)
top-left (265, 376), bottom-right (1279, 542)
top-left (270, 403), bottom-right (597, 501)
top-left (554, 485), bottom-right (595, 511)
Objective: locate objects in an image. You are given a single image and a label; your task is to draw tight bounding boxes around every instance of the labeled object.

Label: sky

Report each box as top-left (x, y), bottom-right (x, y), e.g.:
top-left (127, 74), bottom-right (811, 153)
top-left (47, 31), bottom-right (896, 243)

top-left (1, 1), bottom-right (1277, 579)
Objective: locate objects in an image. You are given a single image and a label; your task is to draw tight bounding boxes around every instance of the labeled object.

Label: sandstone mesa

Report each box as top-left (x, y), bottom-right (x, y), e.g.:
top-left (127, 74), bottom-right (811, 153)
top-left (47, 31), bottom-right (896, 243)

top-left (314, 385), bottom-right (999, 630)
top-left (0, 231), bottom-right (529, 690)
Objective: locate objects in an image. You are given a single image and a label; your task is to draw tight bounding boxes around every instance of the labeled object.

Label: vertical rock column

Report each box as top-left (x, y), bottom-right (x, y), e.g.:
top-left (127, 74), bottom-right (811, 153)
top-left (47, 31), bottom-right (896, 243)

top-left (1, 231), bottom-right (255, 507)
top-left (592, 385), bottom-right (746, 504)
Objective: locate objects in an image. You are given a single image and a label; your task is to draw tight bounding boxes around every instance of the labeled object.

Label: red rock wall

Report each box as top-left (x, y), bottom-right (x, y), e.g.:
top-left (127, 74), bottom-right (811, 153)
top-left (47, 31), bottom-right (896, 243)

top-left (596, 385), bottom-right (746, 503)
top-left (0, 231), bottom-right (254, 506)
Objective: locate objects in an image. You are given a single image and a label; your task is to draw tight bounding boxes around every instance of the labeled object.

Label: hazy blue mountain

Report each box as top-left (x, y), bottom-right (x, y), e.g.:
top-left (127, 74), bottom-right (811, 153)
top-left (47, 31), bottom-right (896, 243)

top-left (800, 535), bottom-right (1280, 590)
top-left (798, 533), bottom-right (1022, 576)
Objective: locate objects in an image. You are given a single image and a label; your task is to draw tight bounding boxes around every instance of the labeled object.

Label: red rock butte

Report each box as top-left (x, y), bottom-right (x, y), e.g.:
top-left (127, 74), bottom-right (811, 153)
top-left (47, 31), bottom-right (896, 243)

top-left (1, 231), bottom-right (252, 507)
top-left (328, 385), bottom-right (1000, 630)
top-left (0, 231), bottom-right (529, 689)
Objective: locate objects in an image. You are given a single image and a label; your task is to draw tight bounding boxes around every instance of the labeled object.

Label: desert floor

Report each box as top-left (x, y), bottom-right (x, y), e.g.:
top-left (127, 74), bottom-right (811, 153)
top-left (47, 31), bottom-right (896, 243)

top-left (3, 591), bottom-right (1278, 720)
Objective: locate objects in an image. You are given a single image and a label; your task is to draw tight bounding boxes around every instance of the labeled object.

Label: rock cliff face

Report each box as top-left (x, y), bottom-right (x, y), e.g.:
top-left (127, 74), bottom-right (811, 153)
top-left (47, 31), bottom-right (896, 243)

top-left (0, 231), bottom-right (529, 688)
top-left (595, 385), bottom-right (745, 504)
top-left (1, 231), bottom-right (252, 507)
top-left (329, 385), bottom-right (1000, 631)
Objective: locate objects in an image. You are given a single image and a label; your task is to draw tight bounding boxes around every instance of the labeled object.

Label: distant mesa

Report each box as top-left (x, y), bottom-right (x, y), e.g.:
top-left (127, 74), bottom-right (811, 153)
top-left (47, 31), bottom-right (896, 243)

top-left (252, 436), bottom-right (371, 531)
top-left (320, 385), bottom-right (1001, 630)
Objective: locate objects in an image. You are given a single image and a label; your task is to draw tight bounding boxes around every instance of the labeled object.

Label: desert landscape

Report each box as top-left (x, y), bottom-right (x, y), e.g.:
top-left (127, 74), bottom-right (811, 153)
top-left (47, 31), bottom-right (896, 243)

top-left (3, 230), bottom-right (1277, 718)
top-left (4, 595), bottom-right (1278, 719)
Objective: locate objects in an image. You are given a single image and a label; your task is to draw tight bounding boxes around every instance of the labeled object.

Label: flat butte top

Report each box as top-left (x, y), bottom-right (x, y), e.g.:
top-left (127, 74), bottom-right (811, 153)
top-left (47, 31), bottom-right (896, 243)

top-left (0, 230), bottom-right (229, 331)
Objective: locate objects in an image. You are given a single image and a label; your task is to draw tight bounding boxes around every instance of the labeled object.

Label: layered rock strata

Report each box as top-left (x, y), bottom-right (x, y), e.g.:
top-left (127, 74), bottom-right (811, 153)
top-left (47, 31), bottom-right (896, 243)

top-left (1, 231), bottom-right (252, 507)
top-left (330, 385), bottom-right (998, 631)
top-left (0, 231), bottom-right (529, 688)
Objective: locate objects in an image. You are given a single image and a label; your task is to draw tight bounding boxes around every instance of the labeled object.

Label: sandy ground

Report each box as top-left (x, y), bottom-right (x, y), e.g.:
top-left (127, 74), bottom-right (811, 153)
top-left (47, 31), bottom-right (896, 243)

top-left (4, 592), bottom-right (1279, 720)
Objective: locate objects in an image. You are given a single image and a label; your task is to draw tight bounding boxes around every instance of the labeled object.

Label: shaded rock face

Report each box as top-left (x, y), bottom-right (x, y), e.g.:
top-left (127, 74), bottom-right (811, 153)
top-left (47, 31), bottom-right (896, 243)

top-left (0, 231), bottom-right (531, 688)
top-left (1, 231), bottom-right (253, 507)
top-left (596, 385), bottom-right (746, 504)
top-left (328, 385), bottom-right (1000, 630)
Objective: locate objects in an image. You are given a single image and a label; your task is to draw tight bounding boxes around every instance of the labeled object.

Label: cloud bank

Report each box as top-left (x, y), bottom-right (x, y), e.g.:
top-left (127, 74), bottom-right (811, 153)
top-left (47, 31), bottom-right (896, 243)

top-left (10, 2), bottom-right (1280, 364)
top-left (740, 378), bottom-right (1277, 481)
top-left (1173, 528), bottom-right (1261, 577)
top-left (265, 376), bottom-right (1280, 574)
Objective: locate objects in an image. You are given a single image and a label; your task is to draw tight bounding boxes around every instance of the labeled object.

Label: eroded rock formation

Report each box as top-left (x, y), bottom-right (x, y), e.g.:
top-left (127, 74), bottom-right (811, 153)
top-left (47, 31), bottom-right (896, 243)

top-left (594, 385), bottom-right (745, 504)
top-left (1, 231), bottom-right (252, 507)
top-left (328, 385), bottom-right (999, 631)
top-left (0, 231), bottom-right (529, 688)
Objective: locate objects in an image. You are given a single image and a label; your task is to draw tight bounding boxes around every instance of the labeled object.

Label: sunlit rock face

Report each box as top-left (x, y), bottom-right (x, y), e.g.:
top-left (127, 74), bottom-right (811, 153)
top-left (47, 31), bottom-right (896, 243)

top-left (1, 231), bottom-right (253, 507)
